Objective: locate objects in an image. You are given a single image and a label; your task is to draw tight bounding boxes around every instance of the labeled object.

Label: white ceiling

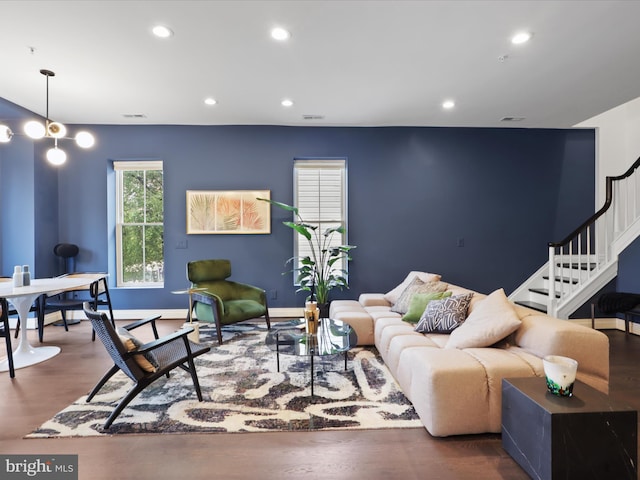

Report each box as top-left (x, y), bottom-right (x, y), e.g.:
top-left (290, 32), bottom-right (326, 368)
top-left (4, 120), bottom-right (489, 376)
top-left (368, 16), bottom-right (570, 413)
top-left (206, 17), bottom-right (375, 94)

top-left (2, 0), bottom-right (640, 128)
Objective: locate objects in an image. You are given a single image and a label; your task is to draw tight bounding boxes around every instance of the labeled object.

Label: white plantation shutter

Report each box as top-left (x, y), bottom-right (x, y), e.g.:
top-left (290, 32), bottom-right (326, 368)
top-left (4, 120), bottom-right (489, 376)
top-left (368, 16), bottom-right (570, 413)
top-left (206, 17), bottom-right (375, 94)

top-left (293, 159), bottom-right (347, 283)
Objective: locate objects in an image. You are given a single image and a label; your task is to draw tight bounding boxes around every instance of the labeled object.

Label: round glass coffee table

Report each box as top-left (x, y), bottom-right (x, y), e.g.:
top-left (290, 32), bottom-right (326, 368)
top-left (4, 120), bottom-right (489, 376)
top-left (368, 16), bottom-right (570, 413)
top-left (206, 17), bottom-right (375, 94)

top-left (265, 318), bottom-right (358, 396)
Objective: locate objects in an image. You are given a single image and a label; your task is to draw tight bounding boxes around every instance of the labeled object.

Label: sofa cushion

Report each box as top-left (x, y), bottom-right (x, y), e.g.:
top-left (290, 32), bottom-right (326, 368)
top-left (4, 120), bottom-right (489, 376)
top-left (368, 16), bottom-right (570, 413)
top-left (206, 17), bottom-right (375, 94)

top-left (330, 300), bottom-right (364, 318)
top-left (446, 288), bottom-right (521, 349)
top-left (390, 277), bottom-right (449, 315)
top-left (384, 271), bottom-right (442, 304)
top-left (382, 332), bottom-right (443, 377)
top-left (414, 292), bottom-right (474, 333)
top-left (374, 317), bottom-right (411, 350)
top-left (402, 291), bottom-right (452, 324)
top-left (330, 310), bottom-right (375, 346)
top-left (359, 293), bottom-right (390, 307)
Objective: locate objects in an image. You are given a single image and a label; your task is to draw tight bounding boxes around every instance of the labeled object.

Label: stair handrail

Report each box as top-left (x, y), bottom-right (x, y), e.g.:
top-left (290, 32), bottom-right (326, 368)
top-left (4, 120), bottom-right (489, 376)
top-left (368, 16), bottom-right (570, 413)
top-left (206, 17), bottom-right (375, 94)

top-left (546, 156), bottom-right (640, 316)
top-left (549, 155), bottom-right (640, 248)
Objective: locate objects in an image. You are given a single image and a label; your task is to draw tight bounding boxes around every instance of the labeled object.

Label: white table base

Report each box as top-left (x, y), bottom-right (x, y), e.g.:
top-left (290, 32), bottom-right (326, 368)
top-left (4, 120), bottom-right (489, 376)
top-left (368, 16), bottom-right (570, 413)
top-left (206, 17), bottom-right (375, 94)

top-left (0, 290), bottom-right (61, 372)
top-left (0, 345), bottom-right (60, 372)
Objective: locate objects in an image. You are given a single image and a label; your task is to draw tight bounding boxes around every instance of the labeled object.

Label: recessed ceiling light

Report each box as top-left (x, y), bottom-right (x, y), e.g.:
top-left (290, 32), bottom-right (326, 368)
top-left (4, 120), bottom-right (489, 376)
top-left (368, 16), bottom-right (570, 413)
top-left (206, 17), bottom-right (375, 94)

top-left (442, 100), bottom-right (455, 110)
top-left (281, 99), bottom-right (294, 107)
top-left (152, 25), bottom-right (174, 38)
top-left (271, 27), bottom-right (291, 41)
top-left (204, 97), bottom-right (217, 106)
top-left (511, 31), bottom-right (532, 45)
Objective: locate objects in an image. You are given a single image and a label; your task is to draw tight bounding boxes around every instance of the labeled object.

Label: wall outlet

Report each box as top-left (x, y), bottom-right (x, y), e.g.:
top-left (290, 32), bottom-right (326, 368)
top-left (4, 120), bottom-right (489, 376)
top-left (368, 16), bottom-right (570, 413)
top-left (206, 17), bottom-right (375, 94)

top-left (270, 289), bottom-right (277, 300)
top-left (457, 237), bottom-right (465, 247)
top-left (176, 240), bottom-right (188, 249)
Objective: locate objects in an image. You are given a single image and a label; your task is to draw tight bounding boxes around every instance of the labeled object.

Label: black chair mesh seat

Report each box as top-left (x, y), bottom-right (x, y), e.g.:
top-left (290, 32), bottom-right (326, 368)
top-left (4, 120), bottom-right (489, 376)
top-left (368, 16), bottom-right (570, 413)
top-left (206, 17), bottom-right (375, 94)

top-left (597, 292), bottom-right (640, 314)
top-left (149, 339), bottom-right (210, 374)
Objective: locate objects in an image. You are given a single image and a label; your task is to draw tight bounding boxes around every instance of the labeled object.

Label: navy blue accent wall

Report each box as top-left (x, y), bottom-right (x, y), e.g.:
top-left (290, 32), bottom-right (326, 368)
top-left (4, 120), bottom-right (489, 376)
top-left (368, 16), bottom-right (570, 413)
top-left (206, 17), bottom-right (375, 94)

top-left (617, 237), bottom-right (640, 293)
top-left (0, 118), bottom-right (595, 310)
top-left (597, 238), bottom-right (640, 323)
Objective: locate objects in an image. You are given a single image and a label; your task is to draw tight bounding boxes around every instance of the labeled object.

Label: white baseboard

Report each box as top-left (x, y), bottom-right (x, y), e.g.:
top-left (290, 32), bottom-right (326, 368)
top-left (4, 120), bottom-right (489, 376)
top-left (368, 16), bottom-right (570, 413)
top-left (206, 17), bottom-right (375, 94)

top-left (9, 311), bottom-right (63, 329)
top-left (57, 307), bottom-right (305, 322)
top-left (569, 317), bottom-right (639, 334)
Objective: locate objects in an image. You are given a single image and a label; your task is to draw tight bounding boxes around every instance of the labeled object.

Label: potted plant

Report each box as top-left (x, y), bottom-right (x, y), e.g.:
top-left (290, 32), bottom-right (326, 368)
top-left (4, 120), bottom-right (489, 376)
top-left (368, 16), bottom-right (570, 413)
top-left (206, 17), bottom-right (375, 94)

top-left (258, 198), bottom-right (355, 317)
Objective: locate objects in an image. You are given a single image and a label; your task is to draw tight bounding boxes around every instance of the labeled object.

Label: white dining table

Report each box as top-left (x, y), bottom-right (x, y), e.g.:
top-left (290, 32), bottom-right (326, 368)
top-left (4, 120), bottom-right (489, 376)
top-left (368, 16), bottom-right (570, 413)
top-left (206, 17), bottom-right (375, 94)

top-left (0, 276), bottom-right (104, 372)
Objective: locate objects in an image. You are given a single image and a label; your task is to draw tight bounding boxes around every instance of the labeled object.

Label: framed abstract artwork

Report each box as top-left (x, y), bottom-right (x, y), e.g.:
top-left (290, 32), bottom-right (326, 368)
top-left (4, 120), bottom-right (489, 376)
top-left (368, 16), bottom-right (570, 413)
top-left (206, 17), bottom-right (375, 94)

top-left (186, 190), bottom-right (271, 234)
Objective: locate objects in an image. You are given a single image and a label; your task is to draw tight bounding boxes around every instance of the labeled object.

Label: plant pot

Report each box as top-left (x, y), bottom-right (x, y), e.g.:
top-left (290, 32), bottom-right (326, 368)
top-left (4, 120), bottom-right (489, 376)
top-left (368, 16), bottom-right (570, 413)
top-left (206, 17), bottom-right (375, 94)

top-left (318, 302), bottom-right (330, 319)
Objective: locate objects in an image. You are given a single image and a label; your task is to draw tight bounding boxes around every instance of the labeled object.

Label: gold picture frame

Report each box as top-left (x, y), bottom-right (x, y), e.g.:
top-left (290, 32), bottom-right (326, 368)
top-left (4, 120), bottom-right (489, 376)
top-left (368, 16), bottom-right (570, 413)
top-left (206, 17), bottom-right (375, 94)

top-left (186, 190), bottom-right (271, 234)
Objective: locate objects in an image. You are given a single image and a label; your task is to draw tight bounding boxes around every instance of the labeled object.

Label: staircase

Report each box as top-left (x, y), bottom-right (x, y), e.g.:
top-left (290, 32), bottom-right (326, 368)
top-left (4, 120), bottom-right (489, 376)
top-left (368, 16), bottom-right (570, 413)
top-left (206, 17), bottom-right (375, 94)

top-left (509, 157), bottom-right (640, 319)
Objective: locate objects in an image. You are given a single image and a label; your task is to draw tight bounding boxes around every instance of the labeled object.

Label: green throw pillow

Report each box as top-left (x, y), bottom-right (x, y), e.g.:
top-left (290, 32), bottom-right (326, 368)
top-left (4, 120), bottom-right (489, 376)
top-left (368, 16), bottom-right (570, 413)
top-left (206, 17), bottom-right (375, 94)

top-left (402, 291), bottom-right (452, 324)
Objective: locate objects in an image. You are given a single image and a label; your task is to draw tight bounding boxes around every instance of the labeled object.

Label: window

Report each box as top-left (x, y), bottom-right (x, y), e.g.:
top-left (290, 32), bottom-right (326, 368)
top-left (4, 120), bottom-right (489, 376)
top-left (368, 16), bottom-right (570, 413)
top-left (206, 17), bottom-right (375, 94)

top-left (114, 161), bottom-right (164, 287)
top-left (293, 159), bottom-right (347, 282)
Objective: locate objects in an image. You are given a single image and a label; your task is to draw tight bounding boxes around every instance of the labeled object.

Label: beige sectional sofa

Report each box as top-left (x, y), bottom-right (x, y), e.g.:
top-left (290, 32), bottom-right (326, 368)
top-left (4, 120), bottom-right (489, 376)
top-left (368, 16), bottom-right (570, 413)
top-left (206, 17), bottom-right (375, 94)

top-left (329, 273), bottom-right (610, 437)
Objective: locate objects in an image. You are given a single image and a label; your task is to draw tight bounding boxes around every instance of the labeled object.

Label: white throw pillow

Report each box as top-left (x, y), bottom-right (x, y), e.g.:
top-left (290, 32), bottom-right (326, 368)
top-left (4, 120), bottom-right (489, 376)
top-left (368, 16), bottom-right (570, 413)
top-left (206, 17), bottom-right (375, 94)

top-left (384, 271), bottom-right (442, 304)
top-left (445, 288), bottom-right (521, 349)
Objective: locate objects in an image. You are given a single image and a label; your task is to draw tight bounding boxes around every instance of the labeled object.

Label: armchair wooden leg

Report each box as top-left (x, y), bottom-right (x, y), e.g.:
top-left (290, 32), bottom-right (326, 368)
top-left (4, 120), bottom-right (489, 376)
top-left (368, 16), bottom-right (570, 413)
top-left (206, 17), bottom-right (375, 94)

top-left (87, 365), bottom-right (120, 402)
top-left (215, 317), bottom-right (223, 345)
top-left (183, 342), bottom-right (204, 401)
top-left (103, 384), bottom-right (145, 429)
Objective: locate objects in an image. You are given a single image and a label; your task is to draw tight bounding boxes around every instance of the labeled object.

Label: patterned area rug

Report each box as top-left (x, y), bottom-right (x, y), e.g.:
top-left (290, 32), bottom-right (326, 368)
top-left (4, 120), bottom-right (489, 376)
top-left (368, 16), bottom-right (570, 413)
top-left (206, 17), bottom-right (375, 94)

top-left (27, 321), bottom-right (422, 437)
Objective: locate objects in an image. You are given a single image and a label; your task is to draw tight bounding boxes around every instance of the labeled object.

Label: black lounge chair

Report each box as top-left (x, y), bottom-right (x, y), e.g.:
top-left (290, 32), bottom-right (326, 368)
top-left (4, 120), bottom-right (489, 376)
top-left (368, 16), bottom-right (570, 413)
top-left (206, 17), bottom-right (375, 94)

top-left (83, 302), bottom-right (210, 429)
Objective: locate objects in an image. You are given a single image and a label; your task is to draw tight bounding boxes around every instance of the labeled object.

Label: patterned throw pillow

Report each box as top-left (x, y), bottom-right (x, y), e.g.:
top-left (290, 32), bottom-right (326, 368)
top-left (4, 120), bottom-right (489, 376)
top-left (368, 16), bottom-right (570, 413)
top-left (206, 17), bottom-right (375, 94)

top-left (390, 277), bottom-right (449, 315)
top-left (414, 292), bottom-right (474, 334)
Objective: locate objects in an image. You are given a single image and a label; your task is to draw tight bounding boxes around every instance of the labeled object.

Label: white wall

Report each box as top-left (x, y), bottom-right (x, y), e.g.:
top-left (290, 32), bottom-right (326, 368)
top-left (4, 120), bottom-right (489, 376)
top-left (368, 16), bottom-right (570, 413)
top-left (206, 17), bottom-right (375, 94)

top-left (576, 96), bottom-right (640, 208)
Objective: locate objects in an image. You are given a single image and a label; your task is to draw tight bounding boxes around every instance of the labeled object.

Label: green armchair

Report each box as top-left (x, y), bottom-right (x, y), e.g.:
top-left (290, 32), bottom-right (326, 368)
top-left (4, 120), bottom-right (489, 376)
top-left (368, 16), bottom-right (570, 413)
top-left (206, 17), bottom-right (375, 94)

top-left (187, 259), bottom-right (271, 344)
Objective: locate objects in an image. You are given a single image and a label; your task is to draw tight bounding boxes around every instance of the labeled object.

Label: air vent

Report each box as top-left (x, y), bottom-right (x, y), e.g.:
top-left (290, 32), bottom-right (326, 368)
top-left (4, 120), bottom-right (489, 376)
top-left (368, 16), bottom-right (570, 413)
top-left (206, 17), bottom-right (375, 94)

top-left (500, 116), bottom-right (525, 122)
top-left (302, 114), bottom-right (325, 120)
top-left (122, 114), bottom-right (147, 119)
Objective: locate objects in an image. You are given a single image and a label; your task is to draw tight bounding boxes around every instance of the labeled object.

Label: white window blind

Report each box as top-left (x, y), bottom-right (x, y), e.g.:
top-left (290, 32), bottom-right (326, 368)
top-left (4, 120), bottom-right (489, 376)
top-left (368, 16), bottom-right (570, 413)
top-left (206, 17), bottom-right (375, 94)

top-left (293, 159), bottom-right (347, 281)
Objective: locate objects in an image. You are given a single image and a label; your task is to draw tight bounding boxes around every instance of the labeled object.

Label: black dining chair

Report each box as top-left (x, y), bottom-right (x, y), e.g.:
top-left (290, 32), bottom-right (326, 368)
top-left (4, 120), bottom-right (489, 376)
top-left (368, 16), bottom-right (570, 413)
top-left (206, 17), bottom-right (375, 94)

top-left (1, 297), bottom-right (15, 378)
top-left (43, 273), bottom-right (115, 341)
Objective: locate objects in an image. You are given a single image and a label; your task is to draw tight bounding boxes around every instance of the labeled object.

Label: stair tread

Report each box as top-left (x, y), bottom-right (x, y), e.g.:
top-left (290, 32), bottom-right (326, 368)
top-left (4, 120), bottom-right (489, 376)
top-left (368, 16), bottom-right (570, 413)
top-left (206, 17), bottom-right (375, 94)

top-left (542, 275), bottom-right (578, 284)
top-left (514, 300), bottom-right (547, 313)
top-left (529, 288), bottom-right (561, 298)
top-left (557, 262), bottom-right (597, 271)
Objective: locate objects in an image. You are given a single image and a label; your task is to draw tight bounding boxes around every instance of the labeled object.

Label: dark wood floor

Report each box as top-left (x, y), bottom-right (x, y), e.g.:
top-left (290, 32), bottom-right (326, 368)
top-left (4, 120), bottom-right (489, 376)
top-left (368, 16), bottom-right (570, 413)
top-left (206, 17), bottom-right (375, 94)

top-left (1, 319), bottom-right (639, 480)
